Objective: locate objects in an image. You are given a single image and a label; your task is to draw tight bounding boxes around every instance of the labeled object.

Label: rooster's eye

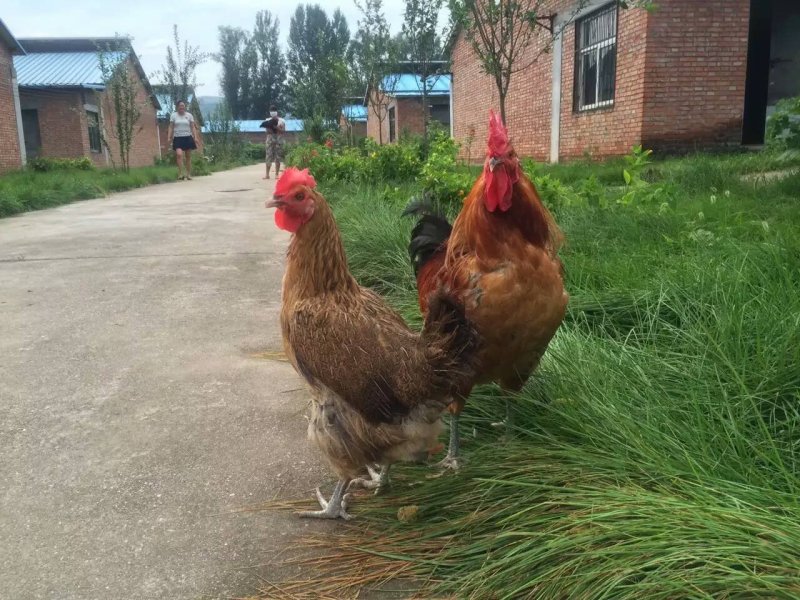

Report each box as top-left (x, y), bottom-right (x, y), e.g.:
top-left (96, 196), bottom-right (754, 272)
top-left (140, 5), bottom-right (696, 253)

top-left (294, 192), bottom-right (304, 201)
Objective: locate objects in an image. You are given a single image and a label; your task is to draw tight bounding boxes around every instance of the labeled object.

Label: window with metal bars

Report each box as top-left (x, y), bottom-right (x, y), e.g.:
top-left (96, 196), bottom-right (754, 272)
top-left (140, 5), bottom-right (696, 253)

top-left (87, 111), bottom-right (102, 153)
top-left (574, 4), bottom-right (618, 112)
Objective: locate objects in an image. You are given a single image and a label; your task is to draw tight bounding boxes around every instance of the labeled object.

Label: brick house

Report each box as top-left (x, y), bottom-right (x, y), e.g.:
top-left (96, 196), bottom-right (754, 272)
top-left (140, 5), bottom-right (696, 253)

top-left (451, 0), bottom-right (800, 162)
top-left (0, 19), bottom-right (25, 173)
top-left (365, 73), bottom-right (452, 144)
top-left (13, 37), bottom-right (160, 168)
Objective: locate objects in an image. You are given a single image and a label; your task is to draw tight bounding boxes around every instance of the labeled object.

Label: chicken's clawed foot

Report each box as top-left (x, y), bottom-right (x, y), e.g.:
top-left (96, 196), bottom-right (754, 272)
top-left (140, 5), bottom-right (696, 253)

top-left (348, 464), bottom-right (390, 495)
top-left (296, 479), bottom-right (353, 520)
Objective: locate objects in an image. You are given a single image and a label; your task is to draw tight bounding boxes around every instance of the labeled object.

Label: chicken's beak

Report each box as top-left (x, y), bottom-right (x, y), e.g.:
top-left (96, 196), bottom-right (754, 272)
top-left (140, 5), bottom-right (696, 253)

top-left (265, 197), bottom-right (285, 209)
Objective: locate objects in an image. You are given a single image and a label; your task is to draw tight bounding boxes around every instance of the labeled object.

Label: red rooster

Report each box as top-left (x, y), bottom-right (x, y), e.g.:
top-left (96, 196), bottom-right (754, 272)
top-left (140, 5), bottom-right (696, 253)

top-left (404, 111), bottom-right (568, 468)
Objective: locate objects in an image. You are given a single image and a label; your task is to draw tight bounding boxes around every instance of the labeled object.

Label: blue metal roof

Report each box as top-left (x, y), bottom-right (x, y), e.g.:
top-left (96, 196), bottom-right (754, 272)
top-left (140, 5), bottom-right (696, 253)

top-left (381, 73), bottom-right (451, 97)
top-left (14, 51), bottom-right (125, 88)
top-left (201, 118), bottom-right (304, 134)
top-left (342, 104), bottom-right (367, 122)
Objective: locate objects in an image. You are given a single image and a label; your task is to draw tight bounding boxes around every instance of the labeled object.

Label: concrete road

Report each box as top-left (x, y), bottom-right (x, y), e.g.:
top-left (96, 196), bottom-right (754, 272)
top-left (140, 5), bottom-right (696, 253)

top-left (0, 165), bottom-right (334, 599)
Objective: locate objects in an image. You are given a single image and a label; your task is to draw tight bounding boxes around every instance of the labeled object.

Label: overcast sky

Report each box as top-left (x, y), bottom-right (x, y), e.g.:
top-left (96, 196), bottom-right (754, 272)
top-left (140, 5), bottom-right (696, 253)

top-left (2, 0), bottom-right (418, 97)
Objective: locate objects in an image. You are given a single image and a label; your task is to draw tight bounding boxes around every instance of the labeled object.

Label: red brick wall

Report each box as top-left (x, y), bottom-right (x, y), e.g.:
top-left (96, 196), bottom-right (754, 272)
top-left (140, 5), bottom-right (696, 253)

top-left (367, 92), bottom-right (431, 143)
top-left (397, 97), bottom-right (426, 139)
top-left (640, 0), bottom-right (750, 150)
top-left (0, 42), bottom-right (23, 173)
top-left (98, 59), bottom-right (159, 168)
top-left (452, 0), bottom-right (754, 161)
top-left (559, 5), bottom-right (649, 159)
top-left (366, 90), bottom-right (393, 143)
top-left (452, 0), bottom-right (650, 161)
top-left (19, 89), bottom-right (89, 160)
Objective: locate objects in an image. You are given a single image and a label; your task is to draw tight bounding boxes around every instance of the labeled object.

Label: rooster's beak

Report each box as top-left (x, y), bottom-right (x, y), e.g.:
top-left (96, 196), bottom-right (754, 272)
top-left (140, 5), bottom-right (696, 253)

top-left (488, 157), bottom-right (501, 172)
top-left (266, 197), bottom-right (285, 209)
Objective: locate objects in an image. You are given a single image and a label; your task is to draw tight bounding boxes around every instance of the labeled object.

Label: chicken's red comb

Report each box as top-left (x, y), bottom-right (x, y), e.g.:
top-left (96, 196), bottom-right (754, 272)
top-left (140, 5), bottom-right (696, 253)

top-left (487, 109), bottom-right (511, 158)
top-left (275, 167), bottom-right (317, 196)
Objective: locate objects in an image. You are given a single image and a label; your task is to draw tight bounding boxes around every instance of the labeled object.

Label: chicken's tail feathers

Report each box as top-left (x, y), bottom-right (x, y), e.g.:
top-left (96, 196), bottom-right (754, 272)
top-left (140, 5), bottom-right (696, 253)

top-left (421, 291), bottom-right (480, 396)
top-left (403, 196), bottom-right (452, 277)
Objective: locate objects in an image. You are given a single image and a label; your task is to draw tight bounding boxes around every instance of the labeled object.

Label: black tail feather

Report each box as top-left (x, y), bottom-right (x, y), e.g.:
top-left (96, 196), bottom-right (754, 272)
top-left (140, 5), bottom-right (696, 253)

top-left (423, 291), bottom-right (480, 390)
top-left (403, 196), bottom-right (452, 276)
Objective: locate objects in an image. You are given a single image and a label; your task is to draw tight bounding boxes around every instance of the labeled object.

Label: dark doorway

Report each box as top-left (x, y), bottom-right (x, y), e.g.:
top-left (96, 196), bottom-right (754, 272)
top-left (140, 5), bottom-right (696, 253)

top-left (742, 0), bottom-right (773, 144)
top-left (21, 109), bottom-right (42, 158)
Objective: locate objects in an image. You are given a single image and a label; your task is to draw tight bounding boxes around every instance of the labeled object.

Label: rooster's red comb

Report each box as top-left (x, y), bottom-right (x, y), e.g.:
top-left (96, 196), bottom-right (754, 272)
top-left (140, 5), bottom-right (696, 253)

top-left (487, 109), bottom-right (511, 158)
top-left (275, 167), bottom-right (317, 196)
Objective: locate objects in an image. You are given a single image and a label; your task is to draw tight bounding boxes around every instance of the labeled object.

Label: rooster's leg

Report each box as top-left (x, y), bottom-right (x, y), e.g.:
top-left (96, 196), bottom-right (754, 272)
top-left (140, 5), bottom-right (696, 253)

top-left (297, 479), bottom-right (353, 520)
top-left (437, 413), bottom-right (461, 470)
top-left (349, 464), bottom-right (390, 495)
top-left (491, 399), bottom-right (515, 431)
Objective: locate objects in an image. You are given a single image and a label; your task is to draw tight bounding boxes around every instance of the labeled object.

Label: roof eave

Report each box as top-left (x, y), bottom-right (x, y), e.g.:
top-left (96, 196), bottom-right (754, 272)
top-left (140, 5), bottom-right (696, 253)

top-left (0, 19), bottom-right (25, 54)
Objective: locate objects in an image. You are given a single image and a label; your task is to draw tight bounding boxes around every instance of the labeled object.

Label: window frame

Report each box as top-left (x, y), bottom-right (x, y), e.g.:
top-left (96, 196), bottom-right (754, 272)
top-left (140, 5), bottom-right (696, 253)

top-left (86, 110), bottom-right (102, 153)
top-left (573, 2), bottom-right (619, 113)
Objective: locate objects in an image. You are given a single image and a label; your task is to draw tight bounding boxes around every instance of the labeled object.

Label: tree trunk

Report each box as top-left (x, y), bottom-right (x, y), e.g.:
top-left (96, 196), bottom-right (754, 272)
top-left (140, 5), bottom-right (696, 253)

top-left (499, 89), bottom-right (507, 125)
top-left (421, 86), bottom-right (429, 147)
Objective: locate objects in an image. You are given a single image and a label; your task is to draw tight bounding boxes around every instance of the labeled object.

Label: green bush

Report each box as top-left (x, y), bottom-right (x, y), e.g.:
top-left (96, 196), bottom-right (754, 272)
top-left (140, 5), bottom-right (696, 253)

top-left (29, 156), bottom-right (94, 172)
top-left (420, 129), bottom-right (472, 204)
top-left (243, 142), bottom-right (266, 161)
top-left (766, 96), bottom-right (800, 150)
top-left (287, 138), bottom-right (423, 184)
top-left (364, 138), bottom-right (422, 181)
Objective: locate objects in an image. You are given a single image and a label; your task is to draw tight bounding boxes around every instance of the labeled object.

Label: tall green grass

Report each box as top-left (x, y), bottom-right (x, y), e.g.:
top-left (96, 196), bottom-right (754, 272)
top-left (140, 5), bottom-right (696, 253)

top-left (276, 153), bottom-right (800, 599)
top-left (0, 155), bottom-right (257, 218)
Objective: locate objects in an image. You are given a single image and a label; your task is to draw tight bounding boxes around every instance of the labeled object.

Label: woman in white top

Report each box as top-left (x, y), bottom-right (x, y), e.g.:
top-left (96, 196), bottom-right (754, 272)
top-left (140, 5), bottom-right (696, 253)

top-left (166, 100), bottom-right (200, 180)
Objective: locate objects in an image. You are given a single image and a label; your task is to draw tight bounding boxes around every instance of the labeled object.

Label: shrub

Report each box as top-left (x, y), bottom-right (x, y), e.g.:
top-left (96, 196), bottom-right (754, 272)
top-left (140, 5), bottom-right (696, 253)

top-left (364, 139), bottom-right (422, 181)
top-left (243, 142), bottom-right (266, 161)
top-left (766, 96), bottom-right (800, 150)
top-left (29, 156), bottom-right (94, 172)
top-left (420, 130), bottom-right (472, 204)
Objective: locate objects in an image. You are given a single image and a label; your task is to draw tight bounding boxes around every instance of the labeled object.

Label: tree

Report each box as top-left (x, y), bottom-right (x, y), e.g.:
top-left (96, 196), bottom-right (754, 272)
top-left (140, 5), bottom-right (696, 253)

top-left (96, 40), bottom-right (148, 171)
top-left (158, 25), bottom-right (208, 123)
top-left (216, 26), bottom-right (249, 119)
top-left (401, 0), bottom-right (446, 144)
top-left (287, 4), bottom-right (352, 121)
top-left (353, 0), bottom-right (398, 144)
top-left (250, 10), bottom-right (288, 116)
top-left (450, 0), bottom-right (655, 124)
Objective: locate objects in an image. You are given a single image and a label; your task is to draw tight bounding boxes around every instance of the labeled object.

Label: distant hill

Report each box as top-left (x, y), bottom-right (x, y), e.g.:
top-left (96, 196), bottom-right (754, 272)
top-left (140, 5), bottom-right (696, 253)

top-left (197, 96), bottom-right (224, 118)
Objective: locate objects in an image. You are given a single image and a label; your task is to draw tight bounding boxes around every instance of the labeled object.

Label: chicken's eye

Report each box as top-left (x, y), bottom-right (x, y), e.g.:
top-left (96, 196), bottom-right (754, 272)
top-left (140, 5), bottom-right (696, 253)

top-left (294, 192), bottom-right (304, 202)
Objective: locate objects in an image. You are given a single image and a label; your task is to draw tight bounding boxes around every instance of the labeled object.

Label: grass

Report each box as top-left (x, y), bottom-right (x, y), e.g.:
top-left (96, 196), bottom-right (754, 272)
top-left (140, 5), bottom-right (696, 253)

top-left (270, 150), bottom-right (800, 599)
top-left (0, 156), bottom-right (256, 218)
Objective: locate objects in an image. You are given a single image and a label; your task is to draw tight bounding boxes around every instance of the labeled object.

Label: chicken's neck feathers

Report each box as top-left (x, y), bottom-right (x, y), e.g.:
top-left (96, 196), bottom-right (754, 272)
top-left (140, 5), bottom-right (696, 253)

top-left (285, 199), bottom-right (359, 298)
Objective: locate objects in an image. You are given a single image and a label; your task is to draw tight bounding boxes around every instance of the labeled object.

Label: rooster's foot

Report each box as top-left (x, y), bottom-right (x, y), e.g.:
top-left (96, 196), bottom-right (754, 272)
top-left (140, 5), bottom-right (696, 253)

top-left (349, 464), bottom-right (390, 495)
top-left (436, 453), bottom-right (462, 471)
top-left (297, 480), bottom-right (353, 520)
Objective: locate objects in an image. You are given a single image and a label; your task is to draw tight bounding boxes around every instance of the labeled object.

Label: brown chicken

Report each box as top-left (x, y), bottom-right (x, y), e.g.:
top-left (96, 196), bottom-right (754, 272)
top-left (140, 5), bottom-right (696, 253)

top-left (404, 111), bottom-right (569, 468)
top-left (267, 167), bottom-right (478, 519)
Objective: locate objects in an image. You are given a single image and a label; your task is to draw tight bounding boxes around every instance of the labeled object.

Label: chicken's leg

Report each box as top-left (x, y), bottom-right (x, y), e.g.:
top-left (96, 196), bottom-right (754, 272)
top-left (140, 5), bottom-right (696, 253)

top-left (297, 479), bottom-right (353, 520)
top-left (349, 464), bottom-right (391, 495)
top-left (437, 412), bottom-right (462, 470)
